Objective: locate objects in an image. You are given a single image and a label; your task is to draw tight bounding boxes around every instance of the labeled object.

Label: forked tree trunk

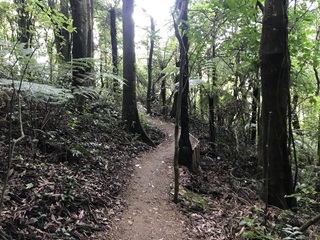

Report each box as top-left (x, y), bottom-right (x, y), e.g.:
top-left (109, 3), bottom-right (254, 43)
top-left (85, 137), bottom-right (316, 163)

top-left (122, 0), bottom-right (155, 147)
top-left (260, 0), bottom-right (295, 209)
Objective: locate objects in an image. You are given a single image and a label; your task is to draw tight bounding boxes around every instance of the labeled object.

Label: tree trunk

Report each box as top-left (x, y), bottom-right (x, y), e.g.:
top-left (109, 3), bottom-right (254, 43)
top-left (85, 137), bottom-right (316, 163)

top-left (70, 0), bottom-right (94, 87)
top-left (208, 44), bottom-right (217, 152)
top-left (176, 0), bottom-right (195, 172)
top-left (110, 7), bottom-right (119, 92)
top-left (146, 16), bottom-right (155, 114)
top-left (122, 0), bottom-right (155, 147)
top-left (250, 86), bottom-right (259, 144)
top-left (291, 94), bottom-right (301, 134)
top-left (208, 95), bottom-right (216, 152)
top-left (49, 0), bottom-right (71, 62)
top-left (170, 74), bottom-right (179, 118)
top-left (15, 0), bottom-right (34, 47)
top-left (160, 75), bottom-right (166, 115)
top-left (260, 0), bottom-right (295, 209)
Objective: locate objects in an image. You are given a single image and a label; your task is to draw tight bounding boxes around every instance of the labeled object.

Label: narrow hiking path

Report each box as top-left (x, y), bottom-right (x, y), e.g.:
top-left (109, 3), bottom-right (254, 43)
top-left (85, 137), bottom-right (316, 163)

top-left (106, 117), bottom-right (192, 240)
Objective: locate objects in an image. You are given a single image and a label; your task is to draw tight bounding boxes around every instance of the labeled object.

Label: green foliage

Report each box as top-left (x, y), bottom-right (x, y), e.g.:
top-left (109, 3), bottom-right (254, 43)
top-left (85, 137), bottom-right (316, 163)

top-left (239, 217), bottom-right (275, 239)
top-left (282, 225), bottom-right (306, 240)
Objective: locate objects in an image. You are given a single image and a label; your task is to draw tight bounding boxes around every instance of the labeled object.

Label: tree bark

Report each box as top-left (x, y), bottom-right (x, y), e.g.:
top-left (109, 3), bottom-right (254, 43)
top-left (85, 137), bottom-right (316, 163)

top-left (176, 0), bottom-right (195, 172)
top-left (208, 44), bottom-right (217, 153)
top-left (110, 7), bottom-right (119, 92)
top-left (122, 0), bottom-right (155, 147)
top-left (291, 94), bottom-right (301, 134)
top-left (260, 0), bottom-right (295, 209)
top-left (70, 0), bottom-right (94, 87)
top-left (146, 16), bottom-right (155, 114)
top-left (15, 0), bottom-right (34, 47)
top-left (250, 86), bottom-right (259, 144)
top-left (48, 0), bottom-right (71, 62)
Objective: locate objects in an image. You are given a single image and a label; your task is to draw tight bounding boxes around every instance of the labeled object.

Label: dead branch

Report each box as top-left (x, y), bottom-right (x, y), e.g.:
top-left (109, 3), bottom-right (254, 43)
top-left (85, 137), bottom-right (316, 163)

top-left (300, 213), bottom-right (320, 232)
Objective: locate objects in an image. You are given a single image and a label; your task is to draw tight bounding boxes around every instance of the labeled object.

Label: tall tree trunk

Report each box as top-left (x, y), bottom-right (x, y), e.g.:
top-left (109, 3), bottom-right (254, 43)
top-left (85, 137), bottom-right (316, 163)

top-left (110, 7), bottom-right (119, 92)
top-left (70, 0), bottom-right (94, 87)
top-left (122, 0), bottom-right (155, 147)
top-left (176, 0), bottom-right (195, 172)
top-left (146, 16), bottom-right (155, 114)
top-left (260, 0), bottom-right (295, 209)
top-left (208, 44), bottom-right (217, 152)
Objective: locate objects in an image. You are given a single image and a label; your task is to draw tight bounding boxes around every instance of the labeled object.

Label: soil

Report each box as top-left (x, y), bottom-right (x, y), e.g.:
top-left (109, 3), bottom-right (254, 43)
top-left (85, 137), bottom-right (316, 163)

top-left (96, 117), bottom-right (192, 240)
top-left (1, 98), bottom-right (319, 240)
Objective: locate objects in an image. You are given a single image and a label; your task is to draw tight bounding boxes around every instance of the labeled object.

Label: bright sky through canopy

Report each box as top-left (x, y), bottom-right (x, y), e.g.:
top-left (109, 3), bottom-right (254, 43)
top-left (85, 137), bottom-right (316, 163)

top-left (133, 0), bottom-right (174, 38)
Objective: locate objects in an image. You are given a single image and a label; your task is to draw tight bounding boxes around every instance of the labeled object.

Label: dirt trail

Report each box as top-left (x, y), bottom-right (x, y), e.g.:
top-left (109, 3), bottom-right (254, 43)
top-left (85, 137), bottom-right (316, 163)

top-left (107, 117), bottom-right (191, 240)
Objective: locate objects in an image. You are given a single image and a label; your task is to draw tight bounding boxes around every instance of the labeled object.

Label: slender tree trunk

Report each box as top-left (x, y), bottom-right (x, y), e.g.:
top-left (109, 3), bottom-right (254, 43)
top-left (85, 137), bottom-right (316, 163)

top-left (160, 74), bottom-right (166, 115)
top-left (291, 94), bottom-right (301, 134)
top-left (49, 0), bottom-right (71, 62)
top-left (60, 0), bottom-right (71, 61)
top-left (122, 0), bottom-right (155, 147)
top-left (208, 44), bottom-right (217, 152)
top-left (176, 0), bottom-right (195, 172)
top-left (110, 7), bottom-right (119, 92)
top-left (260, 0), bottom-right (295, 209)
top-left (170, 74), bottom-right (179, 118)
top-left (146, 16), bottom-right (155, 114)
top-left (250, 86), bottom-right (259, 144)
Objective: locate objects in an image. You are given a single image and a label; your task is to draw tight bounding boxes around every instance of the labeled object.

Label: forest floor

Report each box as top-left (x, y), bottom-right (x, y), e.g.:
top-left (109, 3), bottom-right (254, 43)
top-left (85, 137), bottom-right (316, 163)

top-left (0, 99), bottom-right (319, 240)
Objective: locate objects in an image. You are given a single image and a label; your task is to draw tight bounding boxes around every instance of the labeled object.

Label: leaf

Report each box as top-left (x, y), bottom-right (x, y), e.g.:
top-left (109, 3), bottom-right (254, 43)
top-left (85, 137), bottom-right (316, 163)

top-left (26, 183), bottom-right (34, 189)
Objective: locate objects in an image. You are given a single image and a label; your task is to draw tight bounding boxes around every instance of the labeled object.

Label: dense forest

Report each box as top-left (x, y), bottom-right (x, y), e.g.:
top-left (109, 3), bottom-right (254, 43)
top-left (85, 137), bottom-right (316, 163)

top-left (0, 0), bottom-right (320, 239)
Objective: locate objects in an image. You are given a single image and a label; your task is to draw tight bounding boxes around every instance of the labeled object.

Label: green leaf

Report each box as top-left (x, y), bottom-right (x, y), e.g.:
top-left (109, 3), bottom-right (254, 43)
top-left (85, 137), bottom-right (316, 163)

top-left (26, 183), bottom-right (34, 189)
